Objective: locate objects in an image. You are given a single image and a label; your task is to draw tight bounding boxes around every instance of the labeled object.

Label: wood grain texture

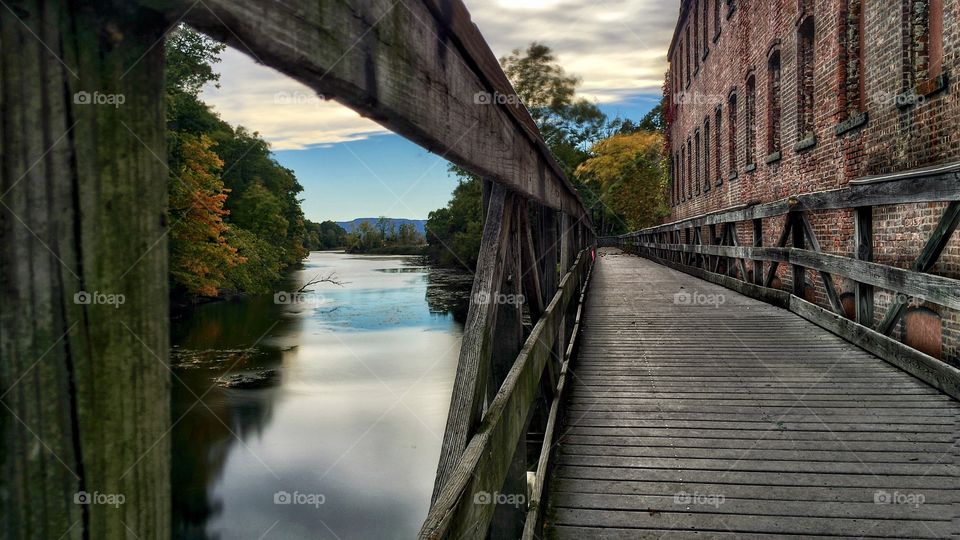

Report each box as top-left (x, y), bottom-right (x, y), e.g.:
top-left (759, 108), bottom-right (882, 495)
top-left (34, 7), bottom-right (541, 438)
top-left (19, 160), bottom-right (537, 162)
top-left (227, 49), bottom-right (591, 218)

top-left (0, 2), bottom-right (171, 538)
top-left (146, 0), bottom-right (590, 221)
top-left (544, 249), bottom-right (960, 538)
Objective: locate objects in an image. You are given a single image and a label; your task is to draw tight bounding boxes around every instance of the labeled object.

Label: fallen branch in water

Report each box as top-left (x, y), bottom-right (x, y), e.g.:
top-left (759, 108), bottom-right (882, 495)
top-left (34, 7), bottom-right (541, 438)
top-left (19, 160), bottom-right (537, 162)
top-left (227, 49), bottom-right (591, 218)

top-left (298, 272), bottom-right (346, 293)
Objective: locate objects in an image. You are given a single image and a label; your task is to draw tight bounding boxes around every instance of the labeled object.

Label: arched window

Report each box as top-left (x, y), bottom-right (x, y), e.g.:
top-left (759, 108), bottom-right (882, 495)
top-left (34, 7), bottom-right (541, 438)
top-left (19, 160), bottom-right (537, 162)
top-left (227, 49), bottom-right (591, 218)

top-left (687, 138), bottom-right (693, 198)
top-left (715, 107), bottom-right (723, 186)
top-left (745, 75), bottom-right (756, 166)
top-left (703, 120), bottom-right (711, 192)
top-left (728, 92), bottom-right (738, 174)
top-left (766, 49), bottom-right (782, 156)
top-left (797, 16), bottom-right (815, 141)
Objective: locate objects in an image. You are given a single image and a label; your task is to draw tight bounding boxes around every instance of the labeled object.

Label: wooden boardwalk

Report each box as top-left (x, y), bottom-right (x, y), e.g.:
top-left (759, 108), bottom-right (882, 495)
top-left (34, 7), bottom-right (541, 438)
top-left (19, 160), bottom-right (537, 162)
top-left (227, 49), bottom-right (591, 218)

top-left (546, 249), bottom-right (960, 539)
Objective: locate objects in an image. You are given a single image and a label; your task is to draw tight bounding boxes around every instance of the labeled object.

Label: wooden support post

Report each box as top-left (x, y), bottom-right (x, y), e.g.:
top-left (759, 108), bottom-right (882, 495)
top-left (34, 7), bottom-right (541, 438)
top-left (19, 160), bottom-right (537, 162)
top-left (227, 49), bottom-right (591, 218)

top-left (727, 223), bottom-right (750, 281)
top-left (753, 218), bottom-right (764, 285)
top-left (487, 204), bottom-right (526, 539)
top-left (878, 201), bottom-right (960, 335)
top-left (0, 3), bottom-right (172, 537)
top-left (798, 213), bottom-right (845, 315)
top-left (791, 212), bottom-right (807, 297)
top-left (519, 205), bottom-right (546, 323)
top-left (764, 217), bottom-right (793, 287)
top-left (433, 185), bottom-right (513, 500)
top-left (855, 207), bottom-right (874, 326)
top-left (707, 223), bottom-right (723, 272)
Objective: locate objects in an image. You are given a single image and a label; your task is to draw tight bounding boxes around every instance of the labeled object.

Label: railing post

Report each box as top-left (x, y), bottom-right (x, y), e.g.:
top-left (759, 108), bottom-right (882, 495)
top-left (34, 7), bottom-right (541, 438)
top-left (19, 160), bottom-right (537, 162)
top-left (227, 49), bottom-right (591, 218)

top-left (753, 218), bottom-right (764, 285)
top-left (487, 202), bottom-right (527, 538)
top-left (791, 212), bottom-right (806, 297)
top-left (854, 206), bottom-right (875, 326)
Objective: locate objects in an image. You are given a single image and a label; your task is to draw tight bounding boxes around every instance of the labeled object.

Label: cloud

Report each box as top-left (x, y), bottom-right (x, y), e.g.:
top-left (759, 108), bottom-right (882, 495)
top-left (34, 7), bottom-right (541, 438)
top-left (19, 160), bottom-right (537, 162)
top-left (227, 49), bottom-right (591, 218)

top-left (201, 0), bottom-right (675, 148)
top-left (465, 0), bottom-right (676, 101)
top-left (200, 49), bottom-right (389, 150)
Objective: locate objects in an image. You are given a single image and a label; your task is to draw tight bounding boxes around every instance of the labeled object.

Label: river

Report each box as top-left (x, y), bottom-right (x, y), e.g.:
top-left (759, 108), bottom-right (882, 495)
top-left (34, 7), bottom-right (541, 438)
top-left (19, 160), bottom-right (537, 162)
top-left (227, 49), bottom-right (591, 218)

top-left (170, 252), bottom-right (473, 539)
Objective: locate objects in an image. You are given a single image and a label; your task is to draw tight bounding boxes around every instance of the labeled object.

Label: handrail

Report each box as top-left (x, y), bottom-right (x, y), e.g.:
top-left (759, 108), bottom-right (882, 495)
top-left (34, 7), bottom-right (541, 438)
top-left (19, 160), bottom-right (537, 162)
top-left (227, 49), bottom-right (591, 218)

top-left (609, 169), bottom-right (960, 400)
top-left (420, 247), bottom-right (592, 538)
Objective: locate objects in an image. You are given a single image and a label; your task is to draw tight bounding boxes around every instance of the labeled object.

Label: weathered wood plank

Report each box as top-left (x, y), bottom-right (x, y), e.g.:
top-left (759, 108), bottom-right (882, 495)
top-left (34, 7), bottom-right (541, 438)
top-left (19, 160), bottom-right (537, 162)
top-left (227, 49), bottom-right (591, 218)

top-left (432, 185), bottom-right (512, 500)
top-left (545, 250), bottom-right (960, 539)
top-left (420, 249), bottom-right (589, 539)
top-left (148, 0), bottom-right (590, 220)
top-left (1, 3), bottom-right (171, 538)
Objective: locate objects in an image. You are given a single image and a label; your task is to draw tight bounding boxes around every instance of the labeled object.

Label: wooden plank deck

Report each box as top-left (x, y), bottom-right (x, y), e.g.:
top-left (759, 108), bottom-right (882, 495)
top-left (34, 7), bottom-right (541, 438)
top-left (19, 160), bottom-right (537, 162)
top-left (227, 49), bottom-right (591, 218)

top-left (545, 248), bottom-right (960, 539)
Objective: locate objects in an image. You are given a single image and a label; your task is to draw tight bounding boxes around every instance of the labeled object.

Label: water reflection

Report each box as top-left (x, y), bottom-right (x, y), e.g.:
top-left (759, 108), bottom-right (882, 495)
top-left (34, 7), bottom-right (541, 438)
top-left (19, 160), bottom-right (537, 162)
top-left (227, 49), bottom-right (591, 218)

top-left (171, 252), bottom-right (472, 539)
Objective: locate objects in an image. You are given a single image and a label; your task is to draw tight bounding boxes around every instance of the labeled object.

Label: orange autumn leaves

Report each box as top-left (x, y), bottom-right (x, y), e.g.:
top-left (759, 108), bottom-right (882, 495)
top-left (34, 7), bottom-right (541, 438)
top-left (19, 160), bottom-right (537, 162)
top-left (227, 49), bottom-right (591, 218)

top-left (169, 134), bottom-right (246, 297)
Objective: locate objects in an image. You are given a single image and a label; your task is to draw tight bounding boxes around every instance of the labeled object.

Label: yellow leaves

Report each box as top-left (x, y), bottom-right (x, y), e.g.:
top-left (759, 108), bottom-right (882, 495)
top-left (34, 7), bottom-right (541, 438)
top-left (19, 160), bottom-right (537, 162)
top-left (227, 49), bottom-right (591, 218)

top-left (574, 131), bottom-right (669, 231)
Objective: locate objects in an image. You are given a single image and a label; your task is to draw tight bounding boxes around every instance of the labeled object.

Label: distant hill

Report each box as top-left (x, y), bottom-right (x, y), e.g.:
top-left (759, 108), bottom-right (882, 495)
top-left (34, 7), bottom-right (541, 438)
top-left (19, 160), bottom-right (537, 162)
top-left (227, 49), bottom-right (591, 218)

top-left (336, 218), bottom-right (427, 235)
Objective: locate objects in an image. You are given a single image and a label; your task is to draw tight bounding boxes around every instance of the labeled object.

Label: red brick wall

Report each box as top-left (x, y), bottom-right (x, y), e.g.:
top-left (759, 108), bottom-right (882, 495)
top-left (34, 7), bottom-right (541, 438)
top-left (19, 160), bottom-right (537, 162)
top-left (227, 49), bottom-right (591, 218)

top-left (664, 0), bottom-right (960, 366)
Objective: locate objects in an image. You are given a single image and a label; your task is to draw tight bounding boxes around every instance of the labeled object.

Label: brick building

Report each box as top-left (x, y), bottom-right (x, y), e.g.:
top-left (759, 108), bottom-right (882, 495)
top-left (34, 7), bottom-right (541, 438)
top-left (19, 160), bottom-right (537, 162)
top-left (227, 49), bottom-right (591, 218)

top-left (664, 0), bottom-right (960, 364)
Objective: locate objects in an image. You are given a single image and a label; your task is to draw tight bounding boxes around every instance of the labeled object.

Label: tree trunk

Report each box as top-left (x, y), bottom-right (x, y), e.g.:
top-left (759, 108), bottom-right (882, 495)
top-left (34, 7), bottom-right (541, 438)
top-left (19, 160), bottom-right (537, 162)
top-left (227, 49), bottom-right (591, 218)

top-left (1, 1), bottom-right (170, 537)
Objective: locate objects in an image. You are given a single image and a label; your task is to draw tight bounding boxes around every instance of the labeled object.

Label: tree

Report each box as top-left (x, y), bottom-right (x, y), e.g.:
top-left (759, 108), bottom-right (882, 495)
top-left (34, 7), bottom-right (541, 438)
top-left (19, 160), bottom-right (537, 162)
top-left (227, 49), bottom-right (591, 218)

top-left (168, 135), bottom-right (245, 297)
top-left (500, 42), bottom-right (608, 175)
top-left (575, 132), bottom-right (670, 232)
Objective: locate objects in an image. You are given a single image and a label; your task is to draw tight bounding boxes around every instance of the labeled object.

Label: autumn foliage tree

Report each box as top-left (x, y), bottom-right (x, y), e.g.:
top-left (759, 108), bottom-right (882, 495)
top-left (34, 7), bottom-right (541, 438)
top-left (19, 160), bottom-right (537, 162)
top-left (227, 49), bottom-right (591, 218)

top-left (575, 132), bottom-right (670, 232)
top-left (169, 134), bottom-right (246, 297)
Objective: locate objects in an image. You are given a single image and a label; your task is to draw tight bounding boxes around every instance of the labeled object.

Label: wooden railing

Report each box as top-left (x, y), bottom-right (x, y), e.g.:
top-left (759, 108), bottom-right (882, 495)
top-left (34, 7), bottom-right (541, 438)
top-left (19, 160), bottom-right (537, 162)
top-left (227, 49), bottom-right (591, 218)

top-left (611, 163), bottom-right (960, 400)
top-left (419, 181), bottom-right (594, 539)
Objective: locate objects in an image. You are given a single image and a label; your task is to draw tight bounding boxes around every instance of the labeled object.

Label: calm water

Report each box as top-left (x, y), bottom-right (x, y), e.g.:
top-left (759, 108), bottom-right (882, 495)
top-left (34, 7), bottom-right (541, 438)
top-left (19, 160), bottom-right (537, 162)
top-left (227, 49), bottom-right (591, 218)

top-left (170, 252), bottom-right (472, 539)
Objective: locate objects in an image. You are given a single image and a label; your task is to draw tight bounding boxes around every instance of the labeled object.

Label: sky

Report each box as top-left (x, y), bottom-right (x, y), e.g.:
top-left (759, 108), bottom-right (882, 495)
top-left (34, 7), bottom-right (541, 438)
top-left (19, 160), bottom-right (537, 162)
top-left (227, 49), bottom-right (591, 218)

top-left (199, 0), bottom-right (678, 222)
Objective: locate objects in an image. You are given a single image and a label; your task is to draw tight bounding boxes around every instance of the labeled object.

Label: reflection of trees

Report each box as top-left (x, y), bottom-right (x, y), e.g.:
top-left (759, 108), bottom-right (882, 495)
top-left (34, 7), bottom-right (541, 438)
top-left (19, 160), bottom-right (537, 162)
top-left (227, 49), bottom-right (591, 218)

top-left (423, 265), bottom-right (473, 326)
top-left (171, 294), bottom-right (298, 539)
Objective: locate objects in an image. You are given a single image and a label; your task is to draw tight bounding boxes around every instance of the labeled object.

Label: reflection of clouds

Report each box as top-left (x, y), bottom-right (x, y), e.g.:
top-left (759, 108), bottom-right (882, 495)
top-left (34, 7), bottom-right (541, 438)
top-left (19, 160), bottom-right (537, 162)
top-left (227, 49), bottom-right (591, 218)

top-left (201, 1), bottom-right (675, 148)
top-left (208, 326), bottom-right (461, 539)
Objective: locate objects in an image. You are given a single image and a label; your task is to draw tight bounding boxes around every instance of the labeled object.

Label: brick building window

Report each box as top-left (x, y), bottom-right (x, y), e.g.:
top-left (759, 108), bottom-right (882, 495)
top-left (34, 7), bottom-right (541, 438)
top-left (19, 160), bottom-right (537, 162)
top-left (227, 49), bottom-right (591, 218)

top-left (687, 138), bottom-right (693, 198)
top-left (703, 119), bottom-right (711, 192)
top-left (797, 16), bottom-right (815, 143)
top-left (695, 130), bottom-right (702, 195)
top-left (713, 0), bottom-right (721, 40)
top-left (702, 0), bottom-right (710, 58)
top-left (840, 0), bottom-right (865, 119)
top-left (679, 145), bottom-right (685, 201)
top-left (766, 49), bottom-right (782, 158)
top-left (728, 92), bottom-right (738, 174)
top-left (694, 2), bottom-right (701, 73)
top-left (745, 75), bottom-right (756, 167)
top-left (715, 107), bottom-right (723, 185)
top-left (907, 0), bottom-right (945, 90)
top-left (686, 28), bottom-right (692, 86)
